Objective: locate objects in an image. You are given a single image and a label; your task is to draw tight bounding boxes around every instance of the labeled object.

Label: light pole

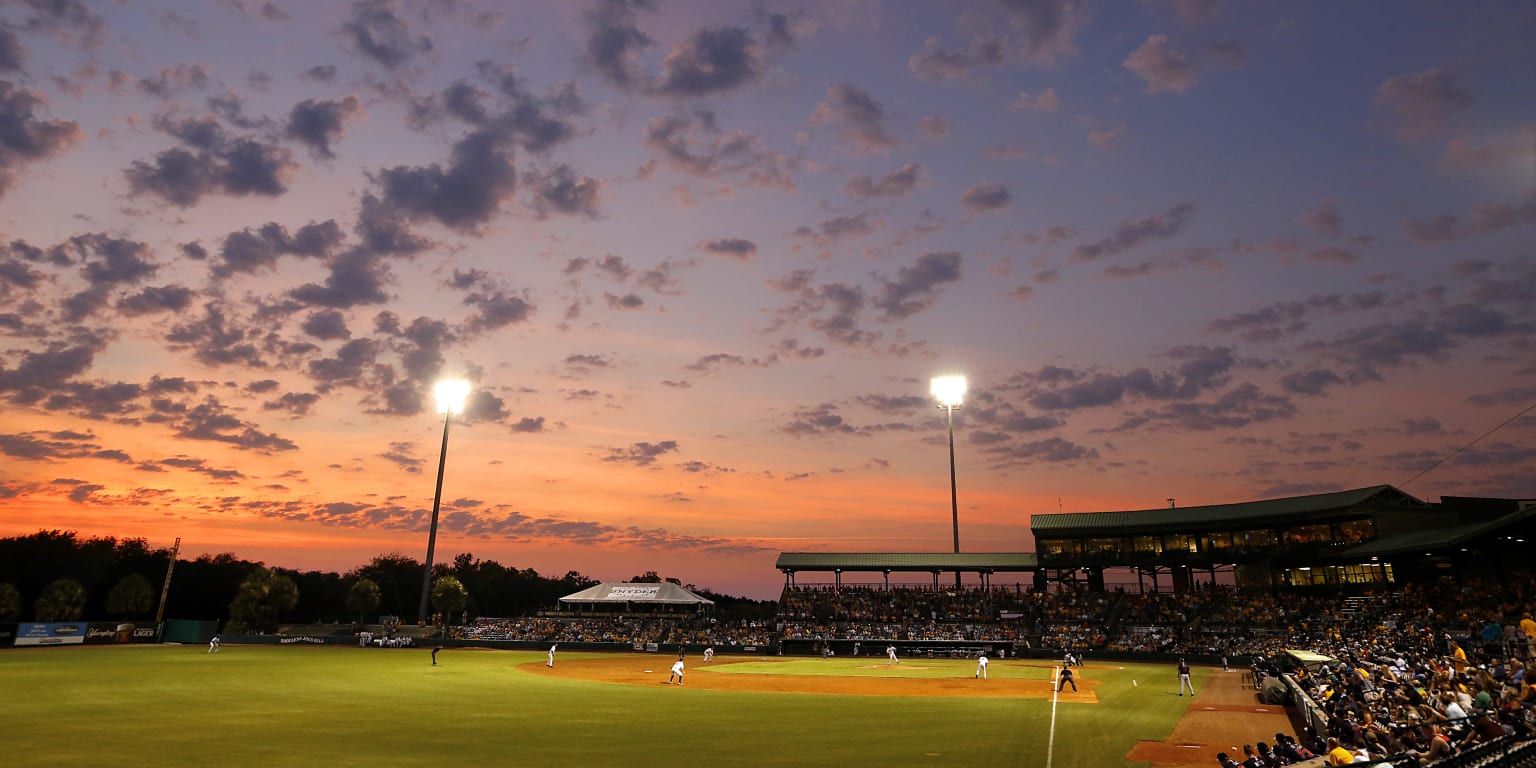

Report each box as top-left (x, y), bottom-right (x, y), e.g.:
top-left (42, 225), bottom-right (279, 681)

top-left (418, 379), bottom-right (470, 625)
top-left (931, 374), bottom-right (966, 587)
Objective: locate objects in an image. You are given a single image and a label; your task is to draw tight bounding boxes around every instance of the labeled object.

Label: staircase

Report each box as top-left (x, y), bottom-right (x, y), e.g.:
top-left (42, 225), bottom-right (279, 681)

top-left (1340, 595), bottom-right (1374, 620)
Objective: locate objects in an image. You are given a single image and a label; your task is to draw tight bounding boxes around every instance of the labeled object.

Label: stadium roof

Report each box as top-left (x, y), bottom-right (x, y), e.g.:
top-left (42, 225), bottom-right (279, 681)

top-left (558, 582), bottom-right (714, 605)
top-left (774, 552), bottom-right (1039, 572)
top-left (1030, 484), bottom-right (1430, 535)
top-left (1338, 504), bottom-right (1536, 559)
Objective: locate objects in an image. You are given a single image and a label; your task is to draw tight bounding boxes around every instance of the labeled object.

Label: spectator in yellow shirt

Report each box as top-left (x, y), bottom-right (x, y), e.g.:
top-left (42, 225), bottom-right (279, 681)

top-left (1325, 737), bottom-right (1354, 765)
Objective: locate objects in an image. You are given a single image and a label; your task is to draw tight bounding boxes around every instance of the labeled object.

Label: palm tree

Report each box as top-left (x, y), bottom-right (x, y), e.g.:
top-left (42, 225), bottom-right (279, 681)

top-left (227, 567), bottom-right (299, 633)
top-left (346, 578), bottom-right (382, 624)
top-left (35, 578), bottom-right (88, 621)
top-left (0, 583), bottom-right (20, 621)
top-left (105, 573), bottom-right (156, 618)
top-left (430, 575), bottom-right (469, 635)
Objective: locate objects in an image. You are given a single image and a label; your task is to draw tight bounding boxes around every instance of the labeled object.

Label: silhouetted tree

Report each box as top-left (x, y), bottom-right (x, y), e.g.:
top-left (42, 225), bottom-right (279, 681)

top-left (349, 554), bottom-right (420, 618)
top-left (227, 567), bottom-right (299, 633)
top-left (0, 532), bottom-right (767, 625)
top-left (286, 569), bottom-right (347, 623)
top-left (167, 553), bottom-right (255, 622)
top-left (431, 575), bottom-right (468, 631)
top-left (347, 578), bottom-right (382, 623)
top-left (105, 574), bottom-right (155, 618)
top-left (0, 582), bottom-right (20, 621)
top-left (35, 578), bottom-right (88, 621)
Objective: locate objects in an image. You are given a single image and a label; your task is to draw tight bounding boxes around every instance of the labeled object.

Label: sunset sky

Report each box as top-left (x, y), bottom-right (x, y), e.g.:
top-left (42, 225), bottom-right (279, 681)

top-left (1, 0), bottom-right (1532, 599)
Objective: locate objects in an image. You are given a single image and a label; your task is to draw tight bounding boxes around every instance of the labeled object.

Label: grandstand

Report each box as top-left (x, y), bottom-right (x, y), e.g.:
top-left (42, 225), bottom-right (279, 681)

top-left (760, 483), bottom-right (1535, 765)
top-left (776, 485), bottom-right (1534, 595)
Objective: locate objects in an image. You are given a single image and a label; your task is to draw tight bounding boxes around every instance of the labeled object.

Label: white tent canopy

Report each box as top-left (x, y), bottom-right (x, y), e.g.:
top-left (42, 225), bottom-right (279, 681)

top-left (558, 582), bottom-right (715, 609)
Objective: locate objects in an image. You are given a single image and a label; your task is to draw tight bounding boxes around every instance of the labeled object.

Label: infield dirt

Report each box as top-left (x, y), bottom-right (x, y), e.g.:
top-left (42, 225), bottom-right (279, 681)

top-left (1125, 669), bottom-right (1294, 768)
top-left (529, 654), bottom-right (1098, 699)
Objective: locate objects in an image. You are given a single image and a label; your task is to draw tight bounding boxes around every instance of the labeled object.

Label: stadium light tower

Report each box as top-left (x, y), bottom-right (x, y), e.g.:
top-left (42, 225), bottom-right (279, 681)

top-left (931, 375), bottom-right (966, 563)
top-left (418, 379), bottom-right (471, 625)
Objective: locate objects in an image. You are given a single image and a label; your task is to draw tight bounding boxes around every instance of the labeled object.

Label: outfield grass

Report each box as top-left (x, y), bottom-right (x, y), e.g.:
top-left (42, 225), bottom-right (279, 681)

top-left (1, 646), bottom-right (1209, 767)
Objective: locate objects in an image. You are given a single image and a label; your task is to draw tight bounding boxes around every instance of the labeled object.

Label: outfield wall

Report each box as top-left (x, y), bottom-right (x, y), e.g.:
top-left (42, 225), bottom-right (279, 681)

top-left (1, 621), bottom-right (161, 647)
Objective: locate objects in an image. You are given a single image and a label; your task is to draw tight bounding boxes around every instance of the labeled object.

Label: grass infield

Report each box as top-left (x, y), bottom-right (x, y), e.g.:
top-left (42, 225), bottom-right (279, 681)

top-left (1, 645), bottom-right (1209, 767)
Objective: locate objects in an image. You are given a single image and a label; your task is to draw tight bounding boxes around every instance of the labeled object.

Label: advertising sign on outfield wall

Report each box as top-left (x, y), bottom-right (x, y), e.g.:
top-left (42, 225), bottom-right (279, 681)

top-left (84, 622), bottom-right (158, 644)
top-left (15, 622), bottom-right (89, 646)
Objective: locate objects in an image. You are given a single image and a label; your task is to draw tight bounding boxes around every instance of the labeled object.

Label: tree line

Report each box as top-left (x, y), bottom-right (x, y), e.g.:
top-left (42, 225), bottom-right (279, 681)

top-left (0, 530), bottom-right (775, 632)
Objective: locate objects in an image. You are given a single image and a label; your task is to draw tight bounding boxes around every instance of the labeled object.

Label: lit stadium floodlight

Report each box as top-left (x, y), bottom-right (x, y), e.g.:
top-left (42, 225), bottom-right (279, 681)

top-left (419, 379), bottom-right (470, 626)
top-left (931, 375), bottom-right (966, 408)
top-left (931, 375), bottom-right (966, 582)
top-left (434, 379), bottom-right (471, 415)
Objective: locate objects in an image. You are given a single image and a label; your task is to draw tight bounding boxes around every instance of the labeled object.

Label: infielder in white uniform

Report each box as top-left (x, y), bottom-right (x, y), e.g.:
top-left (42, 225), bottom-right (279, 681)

top-left (668, 659), bottom-right (685, 685)
top-left (703, 647), bottom-right (714, 663)
top-left (975, 653), bottom-right (989, 679)
top-left (207, 634), bottom-right (220, 653)
top-left (547, 643), bottom-right (557, 667)
top-left (886, 645), bottom-right (898, 665)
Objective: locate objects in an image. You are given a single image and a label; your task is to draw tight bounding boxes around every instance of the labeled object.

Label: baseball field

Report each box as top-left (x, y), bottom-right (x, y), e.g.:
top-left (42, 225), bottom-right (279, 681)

top-left (1, 645), bottom-right (1287, 767)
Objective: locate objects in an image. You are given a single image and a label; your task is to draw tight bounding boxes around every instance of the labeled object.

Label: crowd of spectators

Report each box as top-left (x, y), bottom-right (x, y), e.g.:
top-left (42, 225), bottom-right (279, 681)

top-left (1250, 578), bottom-right (1535, 765)
top-left (771, 578), bottom-right (1536, 766)
top-left (778, 584), bottom-right (1036, 622)
top-left (455, 615), bottom-right (774, 647)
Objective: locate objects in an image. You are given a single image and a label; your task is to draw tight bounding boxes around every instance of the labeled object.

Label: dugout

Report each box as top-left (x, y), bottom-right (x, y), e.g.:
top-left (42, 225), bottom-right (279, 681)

top-left (1282, 649), bottom-right (1335, 673)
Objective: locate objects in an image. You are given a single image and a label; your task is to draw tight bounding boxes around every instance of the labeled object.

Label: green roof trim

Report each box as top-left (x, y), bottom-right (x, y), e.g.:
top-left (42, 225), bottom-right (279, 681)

top-left (774, 552), bottom-right (1039, 572)
top-left (1030, 484), bottom-right (1428, 535)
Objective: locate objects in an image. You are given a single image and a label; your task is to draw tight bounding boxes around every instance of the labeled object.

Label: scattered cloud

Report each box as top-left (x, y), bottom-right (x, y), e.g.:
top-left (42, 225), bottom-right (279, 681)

top-left (1374, 67), bottom-right (1474, 141)
top-left (1011, 87), bottom-right (1059, 113)
top-left (1072, 202), bottom-right (1196, 261)
top-left (907, 35), bottom-right (1004, 81)
top-left (811, 84), bottom-right (900, 154)
top-left (844, 163), bottom-right (920, 199)
top-left (601, 440), bottom-right (680, 466)
top-left (0, 81), bottom-right (83, 198)
top-left (286, 96), bottom-right (361, 159)
top-left (960, 182), bottom-right (1011, 214)
top-left (1124, 34), bottom-right (1197, 94)
top-left (340, 0), bottom-right (433, 70)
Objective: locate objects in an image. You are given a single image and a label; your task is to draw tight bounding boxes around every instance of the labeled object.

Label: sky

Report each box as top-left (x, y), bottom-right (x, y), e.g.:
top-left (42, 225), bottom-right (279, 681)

top-left (0, 0), bottom-right (1533, 600)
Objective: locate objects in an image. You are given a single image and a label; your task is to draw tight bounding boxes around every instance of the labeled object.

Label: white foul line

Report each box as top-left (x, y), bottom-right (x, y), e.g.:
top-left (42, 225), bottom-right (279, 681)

top-left (1046, 665), bottom-right (1060, 768)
